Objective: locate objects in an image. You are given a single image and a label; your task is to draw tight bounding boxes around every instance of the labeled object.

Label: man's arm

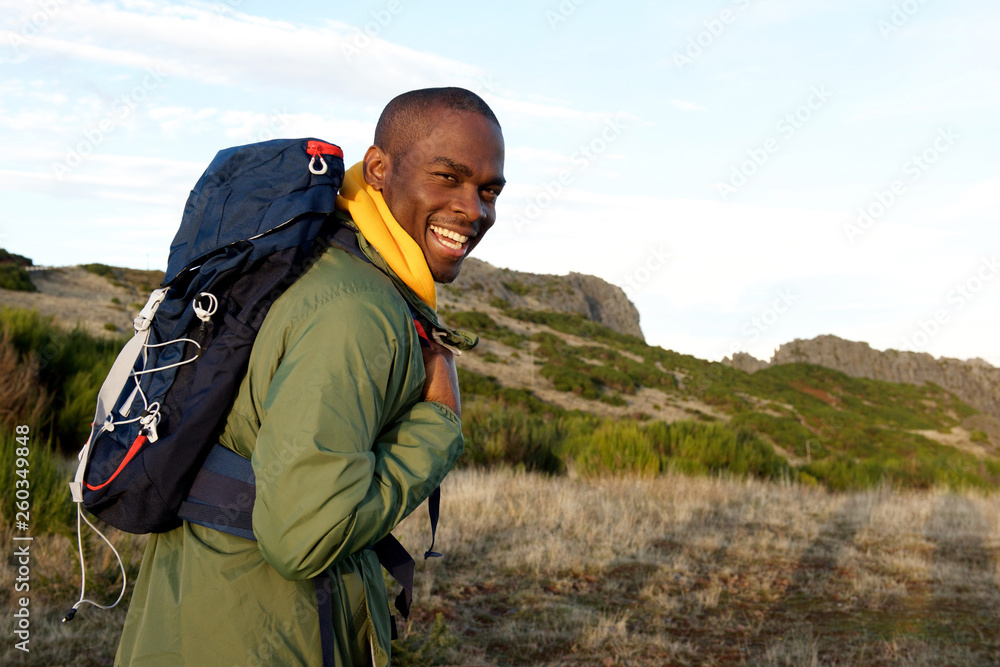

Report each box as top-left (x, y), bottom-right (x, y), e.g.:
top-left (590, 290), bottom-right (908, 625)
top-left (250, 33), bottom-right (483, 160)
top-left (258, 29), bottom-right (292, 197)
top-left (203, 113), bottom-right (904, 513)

top-left (249, 287), bottom-right (463, 580)
top-left (421, 337), bottom-right (461, 418)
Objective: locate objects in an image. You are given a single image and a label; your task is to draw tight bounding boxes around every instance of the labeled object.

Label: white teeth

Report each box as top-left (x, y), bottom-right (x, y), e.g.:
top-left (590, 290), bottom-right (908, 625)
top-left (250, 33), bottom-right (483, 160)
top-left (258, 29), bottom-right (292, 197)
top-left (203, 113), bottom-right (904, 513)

top-left (430, 225), bottom-right (469, 244)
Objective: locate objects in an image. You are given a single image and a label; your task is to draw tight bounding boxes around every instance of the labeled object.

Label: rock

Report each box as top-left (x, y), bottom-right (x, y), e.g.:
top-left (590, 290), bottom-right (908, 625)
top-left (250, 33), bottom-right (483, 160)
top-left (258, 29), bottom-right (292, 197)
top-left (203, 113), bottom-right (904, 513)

top-left (723, 334), bottom-right (1000, 420)
top-left (440, 258), bottom-right (644, 340)
top-left (721, 352), bottom-right (769, 374)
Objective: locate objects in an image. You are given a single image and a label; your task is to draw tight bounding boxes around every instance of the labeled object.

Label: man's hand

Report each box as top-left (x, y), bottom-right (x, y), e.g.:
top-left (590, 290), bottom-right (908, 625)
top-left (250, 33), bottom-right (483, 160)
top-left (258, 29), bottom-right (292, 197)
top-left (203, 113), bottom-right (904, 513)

top-left (421, 338), bottom-right (460, 418)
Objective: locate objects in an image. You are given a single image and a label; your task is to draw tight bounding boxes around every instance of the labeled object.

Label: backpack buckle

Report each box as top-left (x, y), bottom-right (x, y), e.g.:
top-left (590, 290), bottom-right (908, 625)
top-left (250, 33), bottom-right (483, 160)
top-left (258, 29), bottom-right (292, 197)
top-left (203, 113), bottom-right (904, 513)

top-left (134, 288), bottom-right (169, 332)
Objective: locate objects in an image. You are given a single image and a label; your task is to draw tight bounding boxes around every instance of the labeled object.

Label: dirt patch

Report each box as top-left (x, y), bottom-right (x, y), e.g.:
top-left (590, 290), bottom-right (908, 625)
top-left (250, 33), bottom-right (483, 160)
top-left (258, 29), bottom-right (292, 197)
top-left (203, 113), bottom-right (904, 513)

top-left (1, 268), bottom-right (134, 338)
top-left (912, 427), bottom-right (995, 459)
top-left (0, 265), bottom-right (165, 339)
top-left (790, 380), bottom-right (840, 407)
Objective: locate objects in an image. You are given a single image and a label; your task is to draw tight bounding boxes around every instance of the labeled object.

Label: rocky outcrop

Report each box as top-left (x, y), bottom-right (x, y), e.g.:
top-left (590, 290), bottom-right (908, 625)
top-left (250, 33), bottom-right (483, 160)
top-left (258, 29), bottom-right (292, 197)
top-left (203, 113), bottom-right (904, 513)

top-left (440, 258), bottom-right (644, 340)
top-left (724, 335), bottom-right (1000, 420)
top-left (725, 352), bottom-right (770, 374)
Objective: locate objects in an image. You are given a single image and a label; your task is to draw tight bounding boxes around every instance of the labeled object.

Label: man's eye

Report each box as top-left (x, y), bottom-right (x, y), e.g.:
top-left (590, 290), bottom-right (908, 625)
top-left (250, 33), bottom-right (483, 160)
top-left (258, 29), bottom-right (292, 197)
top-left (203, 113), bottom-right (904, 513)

top-left (436, 173), bottom-right (457, 182)
top-left (483, 188), bottom-right (501, 201)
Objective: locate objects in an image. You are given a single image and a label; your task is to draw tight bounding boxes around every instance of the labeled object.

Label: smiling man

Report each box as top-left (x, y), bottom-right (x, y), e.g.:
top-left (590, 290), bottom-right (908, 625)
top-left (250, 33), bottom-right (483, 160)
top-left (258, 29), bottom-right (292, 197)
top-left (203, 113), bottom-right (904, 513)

top-left (363, 91), bottom-right (505, 283)
top-left (115, 88), bottom-right (504, 667)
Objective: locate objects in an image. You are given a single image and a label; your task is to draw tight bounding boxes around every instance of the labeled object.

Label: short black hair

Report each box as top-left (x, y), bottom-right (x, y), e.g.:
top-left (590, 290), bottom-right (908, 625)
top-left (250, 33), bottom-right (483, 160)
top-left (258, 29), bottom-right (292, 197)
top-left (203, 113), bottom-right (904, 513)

top-left (374, 87), bottom-right (501, 161)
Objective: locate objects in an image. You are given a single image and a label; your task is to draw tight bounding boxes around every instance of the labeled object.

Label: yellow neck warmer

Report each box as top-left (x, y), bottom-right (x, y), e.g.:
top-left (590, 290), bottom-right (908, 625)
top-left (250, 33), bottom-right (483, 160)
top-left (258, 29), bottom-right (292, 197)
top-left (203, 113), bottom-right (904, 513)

top-left (335, 161), bottom-right (437, 310)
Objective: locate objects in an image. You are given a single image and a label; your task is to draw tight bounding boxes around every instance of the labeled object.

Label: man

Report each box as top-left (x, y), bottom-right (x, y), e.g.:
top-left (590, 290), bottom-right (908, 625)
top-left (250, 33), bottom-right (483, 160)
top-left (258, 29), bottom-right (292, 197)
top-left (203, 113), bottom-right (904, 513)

top-left (115, 87), bottom-right (505, 666)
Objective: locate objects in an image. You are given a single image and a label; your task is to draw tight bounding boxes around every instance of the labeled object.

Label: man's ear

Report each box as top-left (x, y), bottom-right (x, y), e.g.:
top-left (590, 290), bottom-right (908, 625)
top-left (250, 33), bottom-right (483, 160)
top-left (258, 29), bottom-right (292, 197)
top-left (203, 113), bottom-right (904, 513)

top-left (363, 145), bottom-right (389, 192)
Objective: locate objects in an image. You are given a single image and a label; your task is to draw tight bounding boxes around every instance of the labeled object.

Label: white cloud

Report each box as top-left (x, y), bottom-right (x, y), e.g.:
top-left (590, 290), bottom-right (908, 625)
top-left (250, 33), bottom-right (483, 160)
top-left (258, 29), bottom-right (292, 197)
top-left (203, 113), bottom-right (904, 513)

top-left (667, 99), bottom-right (706, 112)
top-left (0, 154), bottom-right (204, 204)
top-left (6, 1), bottom-right (633, 126)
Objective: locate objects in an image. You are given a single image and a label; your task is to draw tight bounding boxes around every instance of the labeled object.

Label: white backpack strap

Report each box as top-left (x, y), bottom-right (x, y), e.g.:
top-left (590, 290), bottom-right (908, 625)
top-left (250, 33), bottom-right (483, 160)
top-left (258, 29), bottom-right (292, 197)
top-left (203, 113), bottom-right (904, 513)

top-left (69, 288), bottom-right (169, 503)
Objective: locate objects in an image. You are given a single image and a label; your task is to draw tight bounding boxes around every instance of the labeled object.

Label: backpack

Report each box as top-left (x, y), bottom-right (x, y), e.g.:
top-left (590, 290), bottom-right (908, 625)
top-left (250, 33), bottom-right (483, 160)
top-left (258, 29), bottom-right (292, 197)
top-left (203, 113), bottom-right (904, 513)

top-left (65, 137), bottom-right (434, 640)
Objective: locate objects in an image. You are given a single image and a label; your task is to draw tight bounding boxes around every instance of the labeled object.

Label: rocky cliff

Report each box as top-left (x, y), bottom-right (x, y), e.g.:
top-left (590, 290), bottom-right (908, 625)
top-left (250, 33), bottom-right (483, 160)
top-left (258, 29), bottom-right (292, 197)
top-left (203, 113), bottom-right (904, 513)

top-left (439, 258), bottom-right (644, 340)
top-left (725, 335), bottom-right (1000, 421)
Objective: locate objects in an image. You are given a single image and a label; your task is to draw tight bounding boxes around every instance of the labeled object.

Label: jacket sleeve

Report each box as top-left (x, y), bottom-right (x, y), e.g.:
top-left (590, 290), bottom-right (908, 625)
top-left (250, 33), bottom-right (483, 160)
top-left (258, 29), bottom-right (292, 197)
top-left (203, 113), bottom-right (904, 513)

top-left (249, 285), bottom-right (464, 580)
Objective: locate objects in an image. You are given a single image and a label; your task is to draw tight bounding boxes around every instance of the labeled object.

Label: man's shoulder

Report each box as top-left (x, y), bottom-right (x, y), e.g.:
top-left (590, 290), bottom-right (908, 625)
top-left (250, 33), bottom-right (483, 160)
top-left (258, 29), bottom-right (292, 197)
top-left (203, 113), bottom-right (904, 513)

top-left (266, 241), bottom-right (410, 335)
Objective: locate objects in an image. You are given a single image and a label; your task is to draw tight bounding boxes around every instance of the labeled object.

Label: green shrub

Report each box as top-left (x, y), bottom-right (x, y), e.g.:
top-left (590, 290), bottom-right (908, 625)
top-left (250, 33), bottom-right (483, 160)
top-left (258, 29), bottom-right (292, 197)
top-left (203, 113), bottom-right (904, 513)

top-left (391, 613), bottom-right (457, 666)
top-left (457, 368), bottom-right (559, 415)
top-left (730, 411), bottom-right (829, 459)
top-left (0, 427), bottom-right (75, 535)
top-left (1, 307), bottom-right (122, 452)
top-left (446, 311), bottom-right (527, 349)
top-left (540, 364), bottom-right (602, 399)
top-left (80, 263), bottom-right (118, 281)
top-left (599, 392), bottom-right (627, 407)
top-left (507, 309), bottom-right (645, 351)
top-left (572, 421), bottom-right (659, 477)
top-left (970, 430), bottom-right (989, 443)
top-left (501, 280), bottom-right (532, 296)
top-left (461, 400), bottom-right (565, 474)
top-left (644, 420), bottom-right (792, 481)
top-left (0, 263), bottom-right (36, 292)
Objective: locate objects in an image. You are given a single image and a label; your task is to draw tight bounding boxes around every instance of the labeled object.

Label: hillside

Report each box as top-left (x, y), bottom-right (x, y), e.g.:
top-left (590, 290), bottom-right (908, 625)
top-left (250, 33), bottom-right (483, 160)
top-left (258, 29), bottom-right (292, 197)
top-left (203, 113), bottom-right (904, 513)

top-left (2, 254), bottom-right (999, 490)
top-left (725, 335), bottom-right (1000, 424)
top-left (3, 257), bottom-right (998, 666)
top-left (0, 263), bottom-right (164, 339)
top-left (443, 257), bottom-right (644, 340)
top-left (435, 268), bottom-right (1000, 490)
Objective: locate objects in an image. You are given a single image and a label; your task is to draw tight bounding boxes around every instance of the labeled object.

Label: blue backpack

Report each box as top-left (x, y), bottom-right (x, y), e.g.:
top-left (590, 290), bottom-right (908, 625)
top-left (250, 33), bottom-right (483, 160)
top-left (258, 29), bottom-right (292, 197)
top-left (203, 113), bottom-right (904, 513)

top-left (66, 138), bottom-right (433, 645)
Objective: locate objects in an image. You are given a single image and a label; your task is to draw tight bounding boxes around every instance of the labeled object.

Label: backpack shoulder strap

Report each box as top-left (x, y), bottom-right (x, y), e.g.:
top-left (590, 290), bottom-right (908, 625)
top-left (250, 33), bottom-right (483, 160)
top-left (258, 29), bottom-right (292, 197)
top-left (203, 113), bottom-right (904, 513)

top-left (179, 443), bottom-right (418, 628)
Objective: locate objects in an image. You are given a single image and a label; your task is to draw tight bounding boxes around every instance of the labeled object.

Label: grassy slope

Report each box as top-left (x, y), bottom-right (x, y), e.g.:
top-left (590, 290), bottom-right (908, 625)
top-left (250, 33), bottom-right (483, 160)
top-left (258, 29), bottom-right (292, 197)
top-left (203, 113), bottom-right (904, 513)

top-left (448, 307), bottom-right (999, 491)
top-left (3, 265), bottom-right (999, 665)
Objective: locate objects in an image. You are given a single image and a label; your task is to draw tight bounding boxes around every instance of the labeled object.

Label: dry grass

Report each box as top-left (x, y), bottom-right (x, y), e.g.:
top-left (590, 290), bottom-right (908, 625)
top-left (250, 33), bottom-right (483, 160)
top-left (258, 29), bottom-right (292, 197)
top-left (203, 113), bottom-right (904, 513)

top-left (1, 522), bottom-right (147, 666)
top-left (393, 470), bottom-right (999, 666)
top-left (4, 471), bottom-right (998, 666)
top-left (0, 330), bottom-right (49, 430)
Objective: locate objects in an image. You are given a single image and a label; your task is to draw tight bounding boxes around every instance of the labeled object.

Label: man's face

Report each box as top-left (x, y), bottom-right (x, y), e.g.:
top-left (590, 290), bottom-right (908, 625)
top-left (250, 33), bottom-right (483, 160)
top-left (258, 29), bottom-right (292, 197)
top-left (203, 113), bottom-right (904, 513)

top-left (365, 109), bottom-right (505, 283)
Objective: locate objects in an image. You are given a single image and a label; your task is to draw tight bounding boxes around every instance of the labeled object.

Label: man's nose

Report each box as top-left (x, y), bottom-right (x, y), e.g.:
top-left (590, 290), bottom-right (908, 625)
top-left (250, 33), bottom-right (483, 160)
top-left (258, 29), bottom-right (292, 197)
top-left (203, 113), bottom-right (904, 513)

top-left (450, 185), bottom-right (485, 222)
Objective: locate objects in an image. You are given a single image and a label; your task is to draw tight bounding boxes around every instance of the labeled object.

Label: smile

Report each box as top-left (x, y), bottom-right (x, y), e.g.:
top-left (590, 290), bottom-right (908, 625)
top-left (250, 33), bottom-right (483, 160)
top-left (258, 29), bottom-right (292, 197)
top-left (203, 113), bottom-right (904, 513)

top-left (430, 224), bottom-right (470, 251)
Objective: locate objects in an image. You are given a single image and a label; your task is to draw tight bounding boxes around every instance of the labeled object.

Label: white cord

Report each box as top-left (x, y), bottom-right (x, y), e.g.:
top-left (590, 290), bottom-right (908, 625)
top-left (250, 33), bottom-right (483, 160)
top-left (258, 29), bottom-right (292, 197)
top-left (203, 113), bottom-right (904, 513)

top-left (129, 338), bottom-right (202, 376)
top-left (63, 504), bottom-right (127, 622)
top-left (193, 292), bottom-right (218, 323)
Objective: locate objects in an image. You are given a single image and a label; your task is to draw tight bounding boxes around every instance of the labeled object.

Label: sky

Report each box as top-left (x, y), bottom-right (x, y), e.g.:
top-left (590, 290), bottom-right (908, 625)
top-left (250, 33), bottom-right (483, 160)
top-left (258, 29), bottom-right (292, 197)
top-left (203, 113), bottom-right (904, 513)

top-left (1, 0), bottom-right (998, 366)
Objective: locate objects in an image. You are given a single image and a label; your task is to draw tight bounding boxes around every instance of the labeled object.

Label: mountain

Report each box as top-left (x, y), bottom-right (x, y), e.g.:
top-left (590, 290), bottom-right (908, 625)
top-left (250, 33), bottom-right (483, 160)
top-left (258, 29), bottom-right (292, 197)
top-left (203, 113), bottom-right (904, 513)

top-left (442, 258), bottom-right (644, 340)
top-left (724, 335), bottom-right (1000, 427)
top-left (3, 254), bottom-right (998, 490)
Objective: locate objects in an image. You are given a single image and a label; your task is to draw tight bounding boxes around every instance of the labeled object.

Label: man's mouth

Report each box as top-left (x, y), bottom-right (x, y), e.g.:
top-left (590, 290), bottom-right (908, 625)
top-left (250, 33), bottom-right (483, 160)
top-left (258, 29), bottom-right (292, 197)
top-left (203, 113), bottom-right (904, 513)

top-left (430, 224), bottom-right (471, 252)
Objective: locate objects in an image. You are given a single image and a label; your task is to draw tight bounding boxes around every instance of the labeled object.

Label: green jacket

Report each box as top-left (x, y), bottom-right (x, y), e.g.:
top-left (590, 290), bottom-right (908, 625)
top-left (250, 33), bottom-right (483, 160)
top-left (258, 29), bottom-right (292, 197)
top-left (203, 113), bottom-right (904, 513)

top-left (115, 222), bottom-right (473, 666)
